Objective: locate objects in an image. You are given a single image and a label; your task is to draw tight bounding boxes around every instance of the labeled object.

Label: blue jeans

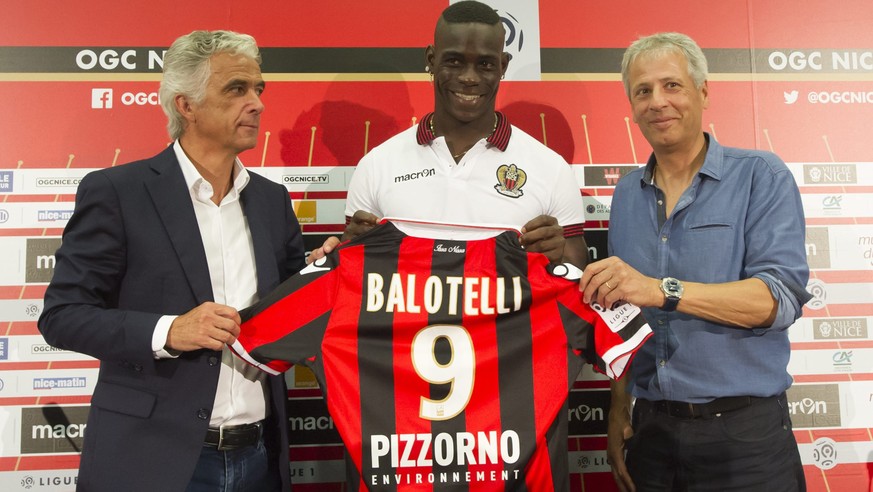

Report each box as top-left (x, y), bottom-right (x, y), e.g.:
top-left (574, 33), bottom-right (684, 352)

top-left (626, 393), bottom-right (806, 492)
top-left (186, 437), bottom-right (282, 492)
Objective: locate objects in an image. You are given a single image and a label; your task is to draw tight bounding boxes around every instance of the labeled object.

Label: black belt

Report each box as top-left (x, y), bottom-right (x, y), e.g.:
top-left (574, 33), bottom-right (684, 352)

top-left (204, 422), bottom-right (262, 450)
top-left (638, 395), bottom-right (772, 420)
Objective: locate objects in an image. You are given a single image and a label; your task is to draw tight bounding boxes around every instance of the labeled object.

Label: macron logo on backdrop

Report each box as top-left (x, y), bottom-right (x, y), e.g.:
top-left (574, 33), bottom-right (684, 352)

top-left (91, 88), bottom-right (113, 109)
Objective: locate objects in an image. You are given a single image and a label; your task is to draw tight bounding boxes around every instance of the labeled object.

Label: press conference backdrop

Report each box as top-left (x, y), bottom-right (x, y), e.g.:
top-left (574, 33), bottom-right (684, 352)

top-left (1, 0), bottom-right (872, 490)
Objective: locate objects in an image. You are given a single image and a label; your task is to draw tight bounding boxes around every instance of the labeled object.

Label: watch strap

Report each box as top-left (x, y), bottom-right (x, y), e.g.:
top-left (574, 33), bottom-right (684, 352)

top-left (661, 295), bottom-right (680, 312)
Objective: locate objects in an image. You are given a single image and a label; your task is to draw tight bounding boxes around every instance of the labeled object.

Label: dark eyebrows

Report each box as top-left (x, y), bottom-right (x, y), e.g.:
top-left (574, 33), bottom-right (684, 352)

top-left (439, 49), bottom-right (464, 60)
top-left (438, 49), bottom-right (499, 61)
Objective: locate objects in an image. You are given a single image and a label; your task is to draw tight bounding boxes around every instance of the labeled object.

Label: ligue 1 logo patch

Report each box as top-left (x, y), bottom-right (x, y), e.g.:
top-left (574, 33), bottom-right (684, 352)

top-left (494, 163), bottom-right (526, 198)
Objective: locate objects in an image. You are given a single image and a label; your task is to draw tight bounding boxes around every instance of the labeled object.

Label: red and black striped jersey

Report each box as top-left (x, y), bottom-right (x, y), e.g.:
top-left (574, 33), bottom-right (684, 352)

top-left (233, 222), bottom-right (650, 491)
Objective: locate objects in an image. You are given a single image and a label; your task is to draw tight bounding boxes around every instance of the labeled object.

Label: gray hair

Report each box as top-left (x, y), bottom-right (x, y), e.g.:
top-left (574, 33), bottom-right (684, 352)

top-left (159, 30), bottom-right (261, 140)
top-left (620, 32), bottom-right (708, 99)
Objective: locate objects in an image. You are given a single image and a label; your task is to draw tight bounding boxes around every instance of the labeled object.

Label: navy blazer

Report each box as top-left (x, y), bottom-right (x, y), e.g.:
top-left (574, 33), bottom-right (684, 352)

top-left (39, 145), bottom-right (304, 491)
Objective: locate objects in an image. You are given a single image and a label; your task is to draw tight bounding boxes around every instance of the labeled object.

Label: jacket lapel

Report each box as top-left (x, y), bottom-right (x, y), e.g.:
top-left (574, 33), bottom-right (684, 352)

top-left (240, 181), bottom-right (281, 297)
top-left (144, 146), bottom-right (215, 304)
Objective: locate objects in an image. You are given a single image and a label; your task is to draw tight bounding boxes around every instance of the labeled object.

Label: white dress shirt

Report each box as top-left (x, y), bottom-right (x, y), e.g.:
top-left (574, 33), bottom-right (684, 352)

top-left (150, 141), bottom-right (268, 427)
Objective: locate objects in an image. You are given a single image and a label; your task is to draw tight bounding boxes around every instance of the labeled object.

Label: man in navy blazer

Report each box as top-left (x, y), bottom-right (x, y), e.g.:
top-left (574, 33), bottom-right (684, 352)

top-left (39, 31), bottom-right (303, 491)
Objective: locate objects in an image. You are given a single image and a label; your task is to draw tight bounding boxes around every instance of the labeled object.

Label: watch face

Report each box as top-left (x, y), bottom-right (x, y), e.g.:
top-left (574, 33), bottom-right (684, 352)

top-left (660, 277), bottom-right (682, 311)
top-left (662, 277), bottom-right (683, 297)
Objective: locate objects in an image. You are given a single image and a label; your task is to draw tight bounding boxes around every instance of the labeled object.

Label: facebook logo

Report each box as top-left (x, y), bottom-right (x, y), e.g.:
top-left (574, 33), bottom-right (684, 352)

top-left (91, 88), bottom-right (113, 109)
top-left (0, 338), bottom-right (8, 360)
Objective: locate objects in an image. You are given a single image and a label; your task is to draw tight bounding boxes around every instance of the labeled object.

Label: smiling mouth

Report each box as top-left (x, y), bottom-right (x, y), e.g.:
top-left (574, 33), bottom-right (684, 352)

top-left (452, 92), bottom-right (482, 102)
top-left (650, 118), bottom-right (675, 127)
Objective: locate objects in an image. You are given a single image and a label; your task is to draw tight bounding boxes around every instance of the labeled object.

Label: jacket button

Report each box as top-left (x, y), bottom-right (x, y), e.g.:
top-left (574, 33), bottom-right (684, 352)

top-left (208, 356), bottom-right (219, 366)
top-left (197, 409), bottom-right (209, 420)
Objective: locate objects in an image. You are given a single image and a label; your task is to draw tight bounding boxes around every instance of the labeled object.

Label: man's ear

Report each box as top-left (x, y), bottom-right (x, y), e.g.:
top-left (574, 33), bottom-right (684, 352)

top-left (701, 80), bottom-right (710, 110)
top-left (425, 45), bottom-right (435, 73)
top-left (175, 94), bottom-right (195, 125)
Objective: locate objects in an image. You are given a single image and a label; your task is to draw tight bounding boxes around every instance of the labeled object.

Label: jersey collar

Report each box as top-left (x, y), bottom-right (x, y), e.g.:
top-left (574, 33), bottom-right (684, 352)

top-left (416, 111), bottom-right (511, 152)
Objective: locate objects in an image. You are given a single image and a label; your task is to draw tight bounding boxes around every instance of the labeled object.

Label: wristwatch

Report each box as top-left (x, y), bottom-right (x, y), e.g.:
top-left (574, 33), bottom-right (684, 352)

top-left (660, 277), bottom-right (684, 312)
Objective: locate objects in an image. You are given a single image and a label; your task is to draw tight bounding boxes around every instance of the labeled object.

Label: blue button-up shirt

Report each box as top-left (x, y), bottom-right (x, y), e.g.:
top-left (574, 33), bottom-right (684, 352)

top-left (608, 134), bottom-right (811, 403)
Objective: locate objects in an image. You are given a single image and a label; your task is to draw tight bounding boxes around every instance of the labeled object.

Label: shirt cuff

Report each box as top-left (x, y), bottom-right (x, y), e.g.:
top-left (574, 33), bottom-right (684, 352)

top-left (152, 315), bottom-right (181, 359)
top-left (563, 223), bottom-right (585, 238)
top-left (755, 272), bottom-right (804, 331)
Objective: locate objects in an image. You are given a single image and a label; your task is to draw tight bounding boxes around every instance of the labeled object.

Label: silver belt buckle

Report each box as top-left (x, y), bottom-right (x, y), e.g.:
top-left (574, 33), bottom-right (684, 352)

top-left (217, 425), bottom-right (227, 450)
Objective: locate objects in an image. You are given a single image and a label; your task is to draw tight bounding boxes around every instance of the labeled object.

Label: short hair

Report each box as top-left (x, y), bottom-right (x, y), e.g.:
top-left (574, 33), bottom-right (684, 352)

top-left (158, 30), bottom-right (261, 140)
top-left (620, 32), bottom-right (709, 99)
top-left (441, 0), bottom-right (500, 25)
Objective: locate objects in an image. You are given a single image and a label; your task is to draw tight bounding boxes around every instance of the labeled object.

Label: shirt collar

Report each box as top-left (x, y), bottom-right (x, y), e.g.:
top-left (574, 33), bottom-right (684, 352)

top-left (173, 140), bottom-right (250, 203)
top-left (416, 111), bottom-right (511, 151)
top-left (642, 132), bottom-right (717, 186)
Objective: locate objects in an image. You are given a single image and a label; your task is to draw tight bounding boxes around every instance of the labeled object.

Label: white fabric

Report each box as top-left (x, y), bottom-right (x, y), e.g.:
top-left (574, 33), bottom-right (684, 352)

top-left (385, 217), bottom-right (520, 240)
top-left (149, 141), bottom-right (268, 427)
top-left (345, 125), bottom-right (585, 229)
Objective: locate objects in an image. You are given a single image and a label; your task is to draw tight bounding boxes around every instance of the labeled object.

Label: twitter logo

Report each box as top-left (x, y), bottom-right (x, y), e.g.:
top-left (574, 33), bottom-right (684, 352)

top-left (784, 90), bottom-right (799, 104)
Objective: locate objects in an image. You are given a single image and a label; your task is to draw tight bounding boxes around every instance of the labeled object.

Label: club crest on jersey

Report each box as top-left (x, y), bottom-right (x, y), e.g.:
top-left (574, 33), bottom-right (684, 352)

top-left (494, 164), bottom-right (526, 198)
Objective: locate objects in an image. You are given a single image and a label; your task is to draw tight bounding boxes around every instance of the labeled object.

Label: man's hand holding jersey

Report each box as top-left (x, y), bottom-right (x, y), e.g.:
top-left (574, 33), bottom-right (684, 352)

top-left (519, 215), bottom-right (565, 264)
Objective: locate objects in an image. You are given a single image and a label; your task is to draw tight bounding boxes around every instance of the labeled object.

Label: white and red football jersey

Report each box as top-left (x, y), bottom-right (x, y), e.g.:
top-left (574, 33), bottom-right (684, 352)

top-left (232, 222), bottom-right (650, 491)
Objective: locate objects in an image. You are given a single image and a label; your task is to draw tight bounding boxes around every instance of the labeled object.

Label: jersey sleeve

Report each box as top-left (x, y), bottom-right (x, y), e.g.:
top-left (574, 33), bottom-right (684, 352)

top-left (551, 263), bottom-right (652, 379)
top-left (548, 158), bottom-right (586, 238)
top-left (587, 301), bottom-right (652, 379)
top-left (231, 255), bottom-right (338, 375)
top-left (344, 151), bottom-right (381, 220)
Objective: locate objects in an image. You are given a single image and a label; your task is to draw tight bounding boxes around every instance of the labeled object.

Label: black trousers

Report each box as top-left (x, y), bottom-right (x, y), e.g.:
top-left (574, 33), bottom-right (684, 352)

top-left (626, 393), bottom-right (806, 492)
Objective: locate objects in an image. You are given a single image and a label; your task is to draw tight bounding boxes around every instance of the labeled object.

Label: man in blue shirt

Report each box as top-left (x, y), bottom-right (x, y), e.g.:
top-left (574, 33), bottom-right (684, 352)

top-left (579, 32), bottom-right (811, 491)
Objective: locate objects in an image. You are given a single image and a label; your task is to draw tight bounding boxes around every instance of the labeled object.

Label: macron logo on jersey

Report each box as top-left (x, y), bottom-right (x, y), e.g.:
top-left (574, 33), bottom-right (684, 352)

top-left (394, 168), bottom-right (435, 183)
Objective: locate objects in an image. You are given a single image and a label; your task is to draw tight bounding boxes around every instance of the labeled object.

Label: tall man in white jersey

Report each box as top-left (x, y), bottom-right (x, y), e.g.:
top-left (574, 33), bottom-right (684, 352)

top-left (318, 0), bottom-right (588, 266)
